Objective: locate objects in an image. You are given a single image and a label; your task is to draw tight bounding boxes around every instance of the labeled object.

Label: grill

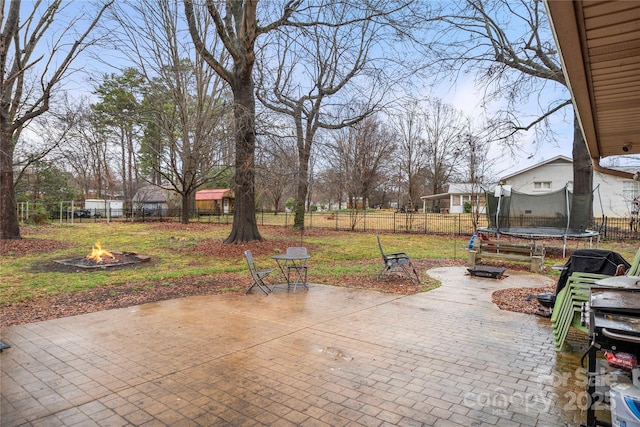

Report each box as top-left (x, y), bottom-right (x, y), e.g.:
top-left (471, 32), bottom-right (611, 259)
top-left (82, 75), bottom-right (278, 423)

top-left (584, 284), bottom-right (640, 427)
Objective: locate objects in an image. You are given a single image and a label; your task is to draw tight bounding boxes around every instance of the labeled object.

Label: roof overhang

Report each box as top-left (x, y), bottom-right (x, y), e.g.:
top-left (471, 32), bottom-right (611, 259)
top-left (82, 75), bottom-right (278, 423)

top-left (545, 0), bottom-right (640, 177)
top-left (420, 193), bottom-right (450, 201)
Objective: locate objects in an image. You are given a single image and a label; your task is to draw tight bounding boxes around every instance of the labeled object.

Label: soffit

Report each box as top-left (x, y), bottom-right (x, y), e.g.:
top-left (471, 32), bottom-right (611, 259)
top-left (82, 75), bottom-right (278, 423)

top-left (546, 0), bottom-right (640, 159)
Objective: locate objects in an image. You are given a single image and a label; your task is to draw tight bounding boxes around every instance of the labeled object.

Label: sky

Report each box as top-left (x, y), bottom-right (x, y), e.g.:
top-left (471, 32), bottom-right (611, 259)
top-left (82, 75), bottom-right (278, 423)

top-left (17, 0), bottom-right (633, 184)
top-left (442, 78), bottom-right (574, 178)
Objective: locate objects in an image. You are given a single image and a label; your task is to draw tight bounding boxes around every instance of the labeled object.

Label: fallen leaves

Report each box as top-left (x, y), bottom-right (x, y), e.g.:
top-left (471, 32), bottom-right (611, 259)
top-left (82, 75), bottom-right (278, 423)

top-left (1, 231), bottom-right (549, 327)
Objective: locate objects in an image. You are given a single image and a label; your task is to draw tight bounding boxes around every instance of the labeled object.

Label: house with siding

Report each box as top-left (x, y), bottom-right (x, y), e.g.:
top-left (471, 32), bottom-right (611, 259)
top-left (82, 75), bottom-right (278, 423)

top-left (420, 183), bottom-right (488, 214)
top-left (132, 185), bottom-right (175, 215)
top-left (500, 155), bottom-right (639, 217)
top-left (195, 189), bottom-right (234, 215)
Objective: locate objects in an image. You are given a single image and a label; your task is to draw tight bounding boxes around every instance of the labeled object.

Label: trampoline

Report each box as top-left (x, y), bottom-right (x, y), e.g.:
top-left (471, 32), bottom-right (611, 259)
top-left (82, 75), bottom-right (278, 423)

top-left (477, 185), bottom-right (600, 257)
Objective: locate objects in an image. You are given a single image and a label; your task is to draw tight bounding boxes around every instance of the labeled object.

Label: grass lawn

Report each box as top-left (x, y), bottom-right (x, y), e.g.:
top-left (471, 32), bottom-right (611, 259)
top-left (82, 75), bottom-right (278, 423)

top-left (1, 222), bottom-right (638, 326)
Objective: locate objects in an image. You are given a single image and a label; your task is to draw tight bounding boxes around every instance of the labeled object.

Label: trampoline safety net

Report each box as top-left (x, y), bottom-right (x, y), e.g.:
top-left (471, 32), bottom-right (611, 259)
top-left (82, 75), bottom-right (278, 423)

top-left (485, 187), bottom-right (593, 233)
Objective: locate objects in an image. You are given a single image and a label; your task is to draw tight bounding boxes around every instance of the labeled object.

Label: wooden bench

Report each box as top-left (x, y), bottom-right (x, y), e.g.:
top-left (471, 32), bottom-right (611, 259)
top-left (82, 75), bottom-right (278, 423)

top-left (468, 239), bottom-right (545, 272)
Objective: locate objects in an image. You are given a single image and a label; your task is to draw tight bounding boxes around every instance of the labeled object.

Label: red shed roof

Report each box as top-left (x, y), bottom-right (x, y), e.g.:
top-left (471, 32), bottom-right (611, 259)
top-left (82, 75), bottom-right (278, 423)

top-left (195, 189), bottom-right (233, 201)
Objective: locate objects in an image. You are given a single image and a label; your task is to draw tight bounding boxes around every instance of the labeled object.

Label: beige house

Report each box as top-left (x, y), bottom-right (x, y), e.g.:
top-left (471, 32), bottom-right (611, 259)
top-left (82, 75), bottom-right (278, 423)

top-left (501, 156), bottom-right (639, 218)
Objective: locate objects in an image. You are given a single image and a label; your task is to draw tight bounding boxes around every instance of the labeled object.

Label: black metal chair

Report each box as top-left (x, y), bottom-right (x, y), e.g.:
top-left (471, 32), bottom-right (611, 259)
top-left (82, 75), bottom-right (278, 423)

top-left (244, 250), bottom-right (273, 295)
top-left (376, 234), bottom-right (420, 284)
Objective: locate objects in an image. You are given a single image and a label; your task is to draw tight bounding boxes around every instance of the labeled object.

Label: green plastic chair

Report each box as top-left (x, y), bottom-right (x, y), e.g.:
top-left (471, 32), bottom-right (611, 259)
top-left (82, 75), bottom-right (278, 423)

top-left (626, 247), bottom-right (640, 276)
top-left (551, 272), bottom-right (608, 349)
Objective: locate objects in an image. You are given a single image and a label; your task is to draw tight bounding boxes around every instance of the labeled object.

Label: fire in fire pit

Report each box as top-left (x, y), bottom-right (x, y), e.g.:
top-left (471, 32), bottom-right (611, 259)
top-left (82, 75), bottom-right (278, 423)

top-left (54, 242), bottom-right (150, 270)
top-left (87, 242), bottom-right (115, 264)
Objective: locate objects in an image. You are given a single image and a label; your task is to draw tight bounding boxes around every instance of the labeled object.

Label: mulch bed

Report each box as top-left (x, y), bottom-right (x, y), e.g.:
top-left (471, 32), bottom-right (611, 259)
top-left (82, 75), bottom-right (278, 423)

top-left (492, 284), bottom-right (555, 315)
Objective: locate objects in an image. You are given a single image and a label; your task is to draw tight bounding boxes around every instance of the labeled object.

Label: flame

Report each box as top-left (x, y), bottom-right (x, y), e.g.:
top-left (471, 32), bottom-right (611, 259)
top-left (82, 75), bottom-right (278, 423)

top-left (86, 242), bottom-right (115, 263)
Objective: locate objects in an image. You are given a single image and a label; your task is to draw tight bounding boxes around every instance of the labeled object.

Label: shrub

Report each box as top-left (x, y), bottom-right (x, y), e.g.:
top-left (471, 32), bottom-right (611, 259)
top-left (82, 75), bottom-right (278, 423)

top-left (27, 207), bottom-right (50, 225)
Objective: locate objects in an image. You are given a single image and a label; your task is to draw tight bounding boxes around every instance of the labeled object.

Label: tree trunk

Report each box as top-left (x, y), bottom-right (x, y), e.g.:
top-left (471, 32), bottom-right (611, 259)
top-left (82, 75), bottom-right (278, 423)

top-left (293, 132), bottom-right (310, 230)
top-left (181, 190), bottom-right (193, 224)
top-left (127, 130), bottom-right (134, 209)
top-left (274, 194), bottom-right (281, 214)
top-left (120, 130), bottom-right (128, 205)
top-left (224, 74), bottom-right (262, 243)
top-left (0, 131), bottom-right (20, 239)
top-left (293, 162), bottom-right (309, 230)
top-left (570, 113), bottom-right (594, 229)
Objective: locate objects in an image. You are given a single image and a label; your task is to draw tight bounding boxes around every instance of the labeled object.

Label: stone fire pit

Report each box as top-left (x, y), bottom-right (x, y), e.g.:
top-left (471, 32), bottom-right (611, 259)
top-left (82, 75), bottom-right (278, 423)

top-left (54, 251), bottom-right (150, 270)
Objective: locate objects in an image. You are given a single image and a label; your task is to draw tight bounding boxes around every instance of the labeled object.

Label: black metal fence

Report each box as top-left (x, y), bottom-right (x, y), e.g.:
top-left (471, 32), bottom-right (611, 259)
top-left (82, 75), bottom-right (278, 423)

top-left (600, 216), bottom-right (640, 240)
top-left (35, 207), bottom-right (640, 241)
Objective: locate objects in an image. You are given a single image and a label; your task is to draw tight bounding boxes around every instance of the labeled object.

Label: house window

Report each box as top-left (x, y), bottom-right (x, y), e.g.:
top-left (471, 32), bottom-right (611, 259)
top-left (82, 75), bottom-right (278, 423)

top-left (533, 181), bottom-right (551, 191)
top-left (452, 195), bottom-right (473, 208)
top-left (453, 195), bottom-right (472, 206)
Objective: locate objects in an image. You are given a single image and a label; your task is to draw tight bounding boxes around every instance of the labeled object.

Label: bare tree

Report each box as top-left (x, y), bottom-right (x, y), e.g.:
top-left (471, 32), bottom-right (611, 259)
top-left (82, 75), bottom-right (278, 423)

top-left (332, 117), bottom-right (396, 210)
top-left (389, 100), bottom-right (430, 211)
top-left (454, 125), bottom-right (496, 227)
top-left (12, 107), bottom-right (74, 194)
top-left (255, 133), bottom-right (297, 213)
top-left (421, 98), bottom-right (466, 212)
top-left (112, 0), bottom-right (233, 224)
top-left (0, 0), bottom-right (113, 239)
top-left (255, 1), bottom-right (407, 229)
top-left (184, 0), bottom-right (431, 241)
top-left (56, 100), bottom-right (115, 199)
top-left (430, 0), bottom-right (592, 221)
top-left (184, 0), bottom-right (307, 242)
top-left (315, 156), bottom-right (346, 210)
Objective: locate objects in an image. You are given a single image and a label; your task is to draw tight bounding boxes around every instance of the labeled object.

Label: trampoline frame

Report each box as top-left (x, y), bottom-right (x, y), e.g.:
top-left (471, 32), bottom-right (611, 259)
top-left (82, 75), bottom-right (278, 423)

top-left (477, 226), bottom-right (600, 258)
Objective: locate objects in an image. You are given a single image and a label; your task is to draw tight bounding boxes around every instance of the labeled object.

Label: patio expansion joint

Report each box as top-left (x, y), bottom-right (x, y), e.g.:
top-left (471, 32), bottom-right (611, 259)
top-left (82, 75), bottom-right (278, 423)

top-left (2, 269), bottom-right (580, 426)
top-left (423, 293), bottom-right (495, 308)
top-left (29, 294), bottom-right (415, 421)
top-left (290, 293), bottom-right (441, 358)
top-left (166, 294), bottom-right (411, 372)
top-left (23, 387), bottom-right (117, 426)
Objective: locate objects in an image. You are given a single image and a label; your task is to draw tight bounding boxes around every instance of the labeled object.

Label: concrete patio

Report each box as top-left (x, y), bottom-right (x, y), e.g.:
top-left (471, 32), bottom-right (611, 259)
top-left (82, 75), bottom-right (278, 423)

top-left (1, 267), bottom-right (589, 426)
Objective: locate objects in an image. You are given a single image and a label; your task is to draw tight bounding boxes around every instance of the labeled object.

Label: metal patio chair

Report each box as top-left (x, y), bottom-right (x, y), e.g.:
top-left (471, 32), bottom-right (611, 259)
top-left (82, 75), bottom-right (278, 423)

top-left (244, 250), bottom-right (273, 295)
top-left (376, 234), bottom-right (420, 284)
top-left (285, 247), bottom-right (309, 292)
